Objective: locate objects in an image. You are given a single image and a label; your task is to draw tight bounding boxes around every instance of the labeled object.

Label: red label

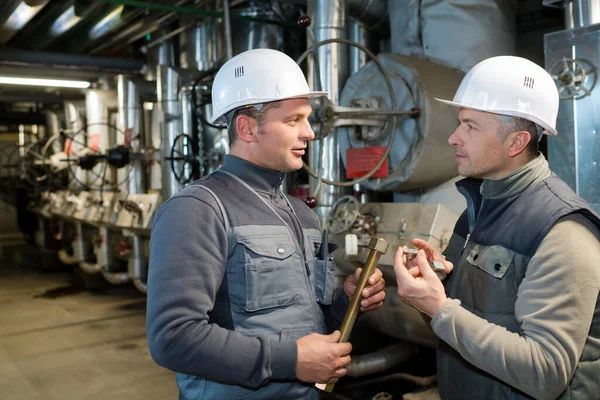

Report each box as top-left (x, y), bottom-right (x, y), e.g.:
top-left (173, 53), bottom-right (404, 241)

top-left (64, 138), bottom-right (73, 156)
top-left (346, 147), bottom-right (389, 179)
top-left (89, 133), bottom-right (100, 151)
top-left (124, 128), bottom-right (133, 147)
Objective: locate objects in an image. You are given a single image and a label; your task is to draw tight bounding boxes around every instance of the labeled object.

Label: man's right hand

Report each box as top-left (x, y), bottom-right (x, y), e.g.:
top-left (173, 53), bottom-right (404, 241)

top-left (296, 330), bottom-right (352, 384)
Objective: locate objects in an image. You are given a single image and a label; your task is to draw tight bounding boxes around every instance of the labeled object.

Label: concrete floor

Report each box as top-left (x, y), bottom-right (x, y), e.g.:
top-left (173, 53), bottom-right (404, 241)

top-left (0, 235), bottom-right (440, 400)
top-left (0, 237), bottom-right (177, 400)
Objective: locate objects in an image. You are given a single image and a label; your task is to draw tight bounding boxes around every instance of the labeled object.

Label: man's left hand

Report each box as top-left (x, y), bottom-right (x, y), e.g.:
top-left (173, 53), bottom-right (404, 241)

top-left (394, 247), bottom-right (449, 318)
top-left (343, 268), bottom-right (385, 312)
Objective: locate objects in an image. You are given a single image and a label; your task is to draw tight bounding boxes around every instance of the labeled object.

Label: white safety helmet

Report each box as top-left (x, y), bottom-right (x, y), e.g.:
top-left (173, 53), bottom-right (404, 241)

top-left (436, 55), bottom-right (559, 136)
top-left (211, 48), bottom-right (328, 124)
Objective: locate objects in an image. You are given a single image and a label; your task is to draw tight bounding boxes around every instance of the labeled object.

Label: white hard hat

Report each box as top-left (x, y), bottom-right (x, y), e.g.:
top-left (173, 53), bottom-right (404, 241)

top-left (211, 48), bottom-right (328, 123)
top-left (436, 56), bottom-right (559, 136)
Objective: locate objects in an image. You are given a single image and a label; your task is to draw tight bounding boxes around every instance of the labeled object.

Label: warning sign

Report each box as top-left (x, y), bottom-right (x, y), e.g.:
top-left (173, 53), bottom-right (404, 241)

top-left (346, 147), bottom-right (389, 179)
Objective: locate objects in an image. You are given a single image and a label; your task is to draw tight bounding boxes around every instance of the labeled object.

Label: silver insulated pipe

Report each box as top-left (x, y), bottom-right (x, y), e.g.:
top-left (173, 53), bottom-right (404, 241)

top-left (157, 65), bottom-right (183, 200)
top-left (307, 0), bottom-right (350, 222)
top-left (117, 75), bottom-right (145, 194)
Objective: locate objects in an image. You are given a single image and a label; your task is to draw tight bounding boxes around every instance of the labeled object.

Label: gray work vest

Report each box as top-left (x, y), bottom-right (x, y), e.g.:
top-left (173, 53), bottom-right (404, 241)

top-left (176, 171), bottom-right (334, 400)
top-left (440, 175), bottom-right (600, 400)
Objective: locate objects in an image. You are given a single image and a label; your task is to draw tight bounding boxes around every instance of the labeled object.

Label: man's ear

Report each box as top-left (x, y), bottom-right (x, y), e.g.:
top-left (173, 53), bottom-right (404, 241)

top-left (507, 130), bottom-right (531, 157)
top-left (235, 114), bottom-right (258, 144)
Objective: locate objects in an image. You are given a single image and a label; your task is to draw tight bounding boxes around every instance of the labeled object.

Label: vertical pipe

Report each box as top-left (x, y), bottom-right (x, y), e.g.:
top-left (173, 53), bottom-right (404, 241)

top-left (129, 235), bottom-right (147, 293)
top-left (223, 0), bottom-right (233, 59)
top-left (308, 0), bottom-right (350, 222)
top-left (157, 65), bottom-right (183, 200)
top-left (349, 19), bottom-right (370, 75)
top-left (64, 101), bottom-right (88, 189)
top-left (348, 18), bottom-right (377, 203)
top-left (85, 90), bottom-right (116, 186)
top-left (117, 75), bottom-right (145, 194)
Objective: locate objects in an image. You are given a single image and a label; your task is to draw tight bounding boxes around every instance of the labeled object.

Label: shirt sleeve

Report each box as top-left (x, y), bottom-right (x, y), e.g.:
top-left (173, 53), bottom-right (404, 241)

top-left (431, 213), bottom-right (600, 400)
top-left (145, 190), bottom-right (297, 387)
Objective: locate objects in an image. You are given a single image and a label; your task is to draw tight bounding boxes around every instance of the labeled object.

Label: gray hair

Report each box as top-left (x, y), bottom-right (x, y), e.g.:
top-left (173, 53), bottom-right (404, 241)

top-left (498, 116), bottom-right (540, 157)
top-left (227, 101), bottom-right (282, 146)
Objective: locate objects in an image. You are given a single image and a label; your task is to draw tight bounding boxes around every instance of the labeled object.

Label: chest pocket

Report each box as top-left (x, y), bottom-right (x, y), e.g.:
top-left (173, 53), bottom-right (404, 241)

top-left (238, 235), bottom-right (299, 312)
top-left (465, 244), bottom-right (514, 279)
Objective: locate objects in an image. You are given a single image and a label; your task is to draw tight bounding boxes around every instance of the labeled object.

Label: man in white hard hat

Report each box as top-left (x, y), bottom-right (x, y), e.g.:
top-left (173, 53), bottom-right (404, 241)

top-left (146, 48), bottom-right (386, 399)
top-left (393, 55), bottom-right (600, 399)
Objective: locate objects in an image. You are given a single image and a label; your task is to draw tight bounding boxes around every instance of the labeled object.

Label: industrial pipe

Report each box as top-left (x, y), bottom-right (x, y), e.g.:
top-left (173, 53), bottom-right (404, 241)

top-left (128, 235), bottom-right (147, 294)
top-left (94, 0), bottom-right (296, 28)
top-left (223, 0), bottom-right (233, 59)
top-left (346, 343), bottom-right (417, 377)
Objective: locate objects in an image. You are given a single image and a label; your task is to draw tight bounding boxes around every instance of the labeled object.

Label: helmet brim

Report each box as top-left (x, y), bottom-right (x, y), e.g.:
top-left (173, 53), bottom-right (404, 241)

top-left (435, 98), bottom-right (558, 136)
top-left (211, 90), bottom-right (328, 124)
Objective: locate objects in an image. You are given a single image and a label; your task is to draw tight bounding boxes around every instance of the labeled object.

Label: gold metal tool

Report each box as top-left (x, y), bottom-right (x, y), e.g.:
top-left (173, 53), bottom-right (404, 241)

top-left (322, 236), bottom-right (388, 393)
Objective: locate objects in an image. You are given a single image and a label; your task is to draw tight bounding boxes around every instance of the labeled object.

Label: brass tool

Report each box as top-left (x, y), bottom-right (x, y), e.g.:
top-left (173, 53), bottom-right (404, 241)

top-left (321, 237), bottom-right (388, 393)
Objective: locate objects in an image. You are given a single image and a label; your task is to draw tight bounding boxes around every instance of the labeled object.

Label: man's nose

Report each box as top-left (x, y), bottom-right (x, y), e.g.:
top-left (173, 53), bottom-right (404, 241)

top-left (448, 127), bottom-right (462, 147)
top-left (303, 120), bottom-right (316, 140)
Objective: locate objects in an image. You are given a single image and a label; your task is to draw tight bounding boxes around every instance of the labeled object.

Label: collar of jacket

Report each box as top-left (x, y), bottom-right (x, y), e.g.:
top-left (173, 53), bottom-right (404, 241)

top-left (222, 154), bottom-right (285, 195)
top-left (456, 153), bottom-right (552, 202)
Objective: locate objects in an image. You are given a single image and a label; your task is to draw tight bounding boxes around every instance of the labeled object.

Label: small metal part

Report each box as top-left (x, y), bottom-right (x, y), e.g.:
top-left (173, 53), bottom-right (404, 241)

top-left (404, 248), bottom-right (447, 280)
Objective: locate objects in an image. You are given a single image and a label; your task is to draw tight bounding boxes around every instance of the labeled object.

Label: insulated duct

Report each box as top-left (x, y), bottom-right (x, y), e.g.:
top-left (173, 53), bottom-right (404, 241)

top-left (388, 0), bottom-right (517, 73)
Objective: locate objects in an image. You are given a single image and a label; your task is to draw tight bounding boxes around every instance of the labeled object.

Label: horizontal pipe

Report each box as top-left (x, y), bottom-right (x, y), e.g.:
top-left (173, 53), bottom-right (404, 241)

top-left (80, 261), bottom-right (102, 274)
top-left (133, 278), bottom-right (147, 294)
top-left (346, 342), bottom-right (417, 377)
top-left (102, 270), bottom-right (131, 285)
top-left (57, 249), bottom-right (79, 265)
top-left (95, 0), bottom-right (298, 28)
top-left (0, 49), bottom-right (143, 71)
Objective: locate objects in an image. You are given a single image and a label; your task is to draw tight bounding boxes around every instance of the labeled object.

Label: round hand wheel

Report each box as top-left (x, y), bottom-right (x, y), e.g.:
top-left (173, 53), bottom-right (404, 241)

top-left (327, 195), bottom-right (360, 234)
